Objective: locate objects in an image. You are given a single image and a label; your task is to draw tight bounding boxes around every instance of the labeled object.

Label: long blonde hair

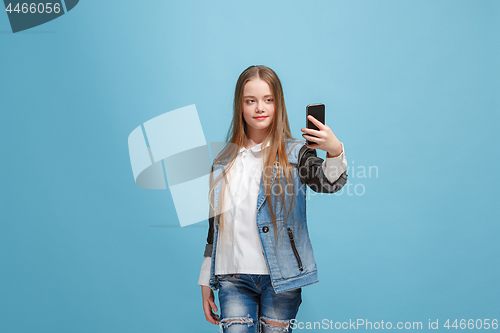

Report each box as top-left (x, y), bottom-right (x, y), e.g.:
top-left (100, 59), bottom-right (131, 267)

top-left (209, 65), bottom-right (297, 242)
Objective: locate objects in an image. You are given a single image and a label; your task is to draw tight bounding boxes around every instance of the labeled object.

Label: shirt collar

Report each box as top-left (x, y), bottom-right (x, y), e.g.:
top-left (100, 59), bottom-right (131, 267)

top-left (239, 140), bottom-right (270, 153)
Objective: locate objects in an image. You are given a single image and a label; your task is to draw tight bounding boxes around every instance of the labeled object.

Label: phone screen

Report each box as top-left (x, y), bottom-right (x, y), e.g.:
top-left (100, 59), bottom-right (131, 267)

top-left (306, 104), bottom-right (325, 145)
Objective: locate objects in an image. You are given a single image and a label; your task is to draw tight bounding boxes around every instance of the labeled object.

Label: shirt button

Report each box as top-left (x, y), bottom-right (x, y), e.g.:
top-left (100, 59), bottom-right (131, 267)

top-left (262, 226), bottom-right (269, 233)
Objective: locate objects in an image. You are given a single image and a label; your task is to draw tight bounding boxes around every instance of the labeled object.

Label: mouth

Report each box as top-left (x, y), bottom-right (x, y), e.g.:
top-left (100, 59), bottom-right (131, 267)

top-left (254, 116), bottom-right (268, 121)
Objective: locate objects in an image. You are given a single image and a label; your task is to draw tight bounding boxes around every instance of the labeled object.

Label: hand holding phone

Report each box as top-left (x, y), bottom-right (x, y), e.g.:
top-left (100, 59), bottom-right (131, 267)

top-left (305, 104), bottom-right (325, 146)
top-left (302, 103), bottom-right (343, 157)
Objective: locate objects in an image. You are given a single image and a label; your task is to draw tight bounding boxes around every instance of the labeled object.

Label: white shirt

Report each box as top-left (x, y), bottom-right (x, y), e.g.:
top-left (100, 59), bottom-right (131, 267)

top-left (198, 142), bottom-right (347, 287)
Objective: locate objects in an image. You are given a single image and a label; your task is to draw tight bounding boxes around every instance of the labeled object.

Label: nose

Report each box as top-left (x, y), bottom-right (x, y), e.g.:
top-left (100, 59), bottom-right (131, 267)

top-left (256, 101), bottom-right (265, 113)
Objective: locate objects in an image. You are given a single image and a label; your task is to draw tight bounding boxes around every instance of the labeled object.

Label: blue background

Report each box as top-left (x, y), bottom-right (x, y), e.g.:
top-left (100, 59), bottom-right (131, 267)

top-left (1, 0), bottom-right (498, 332)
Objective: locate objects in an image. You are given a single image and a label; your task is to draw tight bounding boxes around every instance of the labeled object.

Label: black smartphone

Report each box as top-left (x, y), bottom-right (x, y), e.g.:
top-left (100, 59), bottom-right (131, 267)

top-left (306, 103), bottom-right (325, 146)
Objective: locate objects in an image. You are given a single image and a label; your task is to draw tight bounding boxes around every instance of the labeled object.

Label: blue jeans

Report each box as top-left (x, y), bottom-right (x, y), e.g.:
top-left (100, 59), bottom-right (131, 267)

top-left (217, 274), bottom-right (302, 333)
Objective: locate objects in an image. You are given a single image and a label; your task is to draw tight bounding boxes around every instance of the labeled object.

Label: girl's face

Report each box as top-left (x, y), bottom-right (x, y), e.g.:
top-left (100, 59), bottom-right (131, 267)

top-left (242, 78), bottom-right (275, 136)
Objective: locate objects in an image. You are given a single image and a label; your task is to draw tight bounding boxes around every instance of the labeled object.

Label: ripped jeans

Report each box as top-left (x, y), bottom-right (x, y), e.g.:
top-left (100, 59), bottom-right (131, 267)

top-left (217, 274), bottom-right (302, 333)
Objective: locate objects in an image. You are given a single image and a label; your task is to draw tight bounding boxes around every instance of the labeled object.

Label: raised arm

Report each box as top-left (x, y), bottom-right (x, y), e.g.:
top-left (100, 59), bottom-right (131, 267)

top-left (297, 143), bottom-right (348, 193)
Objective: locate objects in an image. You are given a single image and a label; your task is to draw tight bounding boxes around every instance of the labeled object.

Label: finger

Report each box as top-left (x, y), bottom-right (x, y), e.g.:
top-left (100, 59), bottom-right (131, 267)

top-left (302, 134), bottom-right (321, 143)
top-left (210, 307), bottom-right (219, 325)
top-left (301, 127), bottom-right (321, 136)
top-left (306, 142), bottom-right (319, 149)
top-left (204, 298), bottom-right (220, 325)
top-left (307, 115), bottom-right (326, 130)
top-left (209, 300), bottom-right (218, 313)
top-left (203, 302), bottom-right (216, 324)
top-left (304, 140), bottom-right (321, 149)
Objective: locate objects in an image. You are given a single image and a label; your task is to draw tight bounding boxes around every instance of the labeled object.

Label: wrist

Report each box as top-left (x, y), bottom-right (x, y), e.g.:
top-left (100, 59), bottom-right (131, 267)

top-left (327, 143), bottom-right (343, 158)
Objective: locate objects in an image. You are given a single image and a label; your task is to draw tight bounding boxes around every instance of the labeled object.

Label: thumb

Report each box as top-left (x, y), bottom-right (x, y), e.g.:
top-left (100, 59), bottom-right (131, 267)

top-left (209, 300), bottom-right (218, 313)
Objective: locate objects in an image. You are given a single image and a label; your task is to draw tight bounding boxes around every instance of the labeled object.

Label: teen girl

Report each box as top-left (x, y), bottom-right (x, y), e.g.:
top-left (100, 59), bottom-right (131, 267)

top-left (198, 65), bottom-right (348, 333)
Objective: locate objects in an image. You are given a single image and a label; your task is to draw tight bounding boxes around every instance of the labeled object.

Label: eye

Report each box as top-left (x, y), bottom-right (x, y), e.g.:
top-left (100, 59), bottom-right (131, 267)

top-left (266, 98), bottom-right (274, 103)
top-left (246, 99), bottom-right (255, 104)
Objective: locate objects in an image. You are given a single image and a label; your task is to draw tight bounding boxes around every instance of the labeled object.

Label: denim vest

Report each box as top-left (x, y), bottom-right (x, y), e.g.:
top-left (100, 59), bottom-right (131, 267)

top-left (207, 139), bottom-right (347, 293)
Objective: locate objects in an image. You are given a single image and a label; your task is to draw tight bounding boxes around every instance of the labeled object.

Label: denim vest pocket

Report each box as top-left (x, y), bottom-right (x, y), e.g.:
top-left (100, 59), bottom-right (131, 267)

top-left (287, 227), bottom-right (304, 271)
